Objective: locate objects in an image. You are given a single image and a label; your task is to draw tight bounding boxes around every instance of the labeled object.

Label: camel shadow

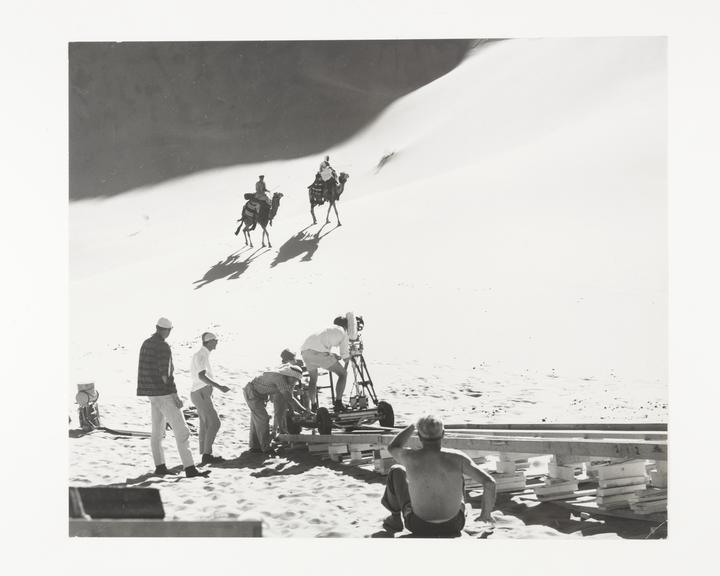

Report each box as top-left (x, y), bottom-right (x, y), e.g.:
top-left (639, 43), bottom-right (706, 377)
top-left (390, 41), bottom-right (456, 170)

top-left (193, 246), bottom-right (269, 288)
top-left (270, 224), bottom-right (339, 268)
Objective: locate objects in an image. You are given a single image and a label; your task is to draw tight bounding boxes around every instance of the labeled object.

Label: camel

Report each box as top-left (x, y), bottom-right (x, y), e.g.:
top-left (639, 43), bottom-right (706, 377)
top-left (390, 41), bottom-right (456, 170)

top-left (309, 172), bottom-right (349, 226)
top-left (235, 192), bottom-right (283, 248)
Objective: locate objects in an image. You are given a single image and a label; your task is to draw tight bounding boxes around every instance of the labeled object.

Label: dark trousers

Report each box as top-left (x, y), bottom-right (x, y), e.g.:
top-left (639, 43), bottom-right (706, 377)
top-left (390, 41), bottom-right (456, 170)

top-left (381, 464), bottom-right (465, 537)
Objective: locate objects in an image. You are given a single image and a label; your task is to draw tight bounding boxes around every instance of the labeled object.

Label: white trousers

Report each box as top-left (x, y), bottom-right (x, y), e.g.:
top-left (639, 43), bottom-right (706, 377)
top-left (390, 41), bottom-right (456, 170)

top-left (149, 395), bottom-right (194, 468)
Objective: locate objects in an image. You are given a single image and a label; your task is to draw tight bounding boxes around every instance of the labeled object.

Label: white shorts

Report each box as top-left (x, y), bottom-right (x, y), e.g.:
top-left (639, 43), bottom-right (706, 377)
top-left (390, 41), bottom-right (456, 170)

top-left (301, 349), bottom-right (341, 370)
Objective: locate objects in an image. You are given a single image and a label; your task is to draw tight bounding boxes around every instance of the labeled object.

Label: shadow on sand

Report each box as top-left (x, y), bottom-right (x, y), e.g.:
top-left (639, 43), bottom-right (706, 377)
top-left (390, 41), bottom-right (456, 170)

top-left (270, 223), bottom-right (339, 268)
top-left (193, 246), bottom-right (270, 288)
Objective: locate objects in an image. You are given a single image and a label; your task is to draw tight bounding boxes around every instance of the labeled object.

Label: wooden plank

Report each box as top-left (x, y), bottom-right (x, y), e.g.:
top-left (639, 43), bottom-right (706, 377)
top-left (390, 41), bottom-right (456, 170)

top-left (70, 487), bottom-right (164, 519)
top-left (443, 423), bottom-right (667, 432)
top-left (534, 496), bottom-right (667, 523)
top-left (69, 519), bottom-right (262, 537)
top-left (443, 429), bottom-right (667, 441)
top-left (280, 433), bottom-right (667, 461)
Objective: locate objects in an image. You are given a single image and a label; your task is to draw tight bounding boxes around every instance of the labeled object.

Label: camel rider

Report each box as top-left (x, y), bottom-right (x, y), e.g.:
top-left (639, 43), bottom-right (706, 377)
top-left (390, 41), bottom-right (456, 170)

top-left (254, 175), bottom-right (272, 207)
top-left (319, 156), bottom-right (337, 183)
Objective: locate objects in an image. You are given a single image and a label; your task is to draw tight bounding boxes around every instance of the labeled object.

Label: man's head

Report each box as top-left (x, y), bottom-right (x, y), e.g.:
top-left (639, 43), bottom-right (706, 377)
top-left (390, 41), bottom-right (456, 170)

top-left (155, 317), bottom-right (173, 340)
top-left (333, 315), bottom-right (348, 330)
top-left (259, 175), bottom-right (264, 180)
top-left (202, 332), bottom-right (218, 350)
top-left (417, 414), bottom-right (444, 445)
top-left (325, 155), bottom-right (330, 162)
top-left (280, 348), bottom-right (296, 364)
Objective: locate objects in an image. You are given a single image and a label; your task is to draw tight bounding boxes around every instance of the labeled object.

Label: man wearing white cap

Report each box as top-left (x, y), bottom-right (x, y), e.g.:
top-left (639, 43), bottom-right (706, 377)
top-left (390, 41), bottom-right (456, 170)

top-left (243, 364), bottom-right (310, 455)
top-left (380, 414), bottom-right (496, 537)
top-left (190, 332), bottom-right (230, 466)
top-left (137, 317), bottom-right (210, 478)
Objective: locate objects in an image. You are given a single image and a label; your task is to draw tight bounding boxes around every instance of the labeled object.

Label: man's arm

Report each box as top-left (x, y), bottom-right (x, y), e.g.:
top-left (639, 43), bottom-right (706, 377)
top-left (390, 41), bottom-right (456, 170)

top-left (198, 370), bottom-right (230, 393)
top-left (281, 390), bottom-right (310, 415)
top-left (387, 423), bottom-right (415, 462)
top-left (460, 455), bottom-right (497, 522)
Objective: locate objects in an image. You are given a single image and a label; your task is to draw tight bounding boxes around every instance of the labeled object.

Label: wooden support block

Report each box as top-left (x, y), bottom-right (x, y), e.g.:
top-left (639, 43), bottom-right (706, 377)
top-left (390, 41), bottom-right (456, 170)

top-left (308, 443), bottom-right (330, 453)
top-left (597, 483), bottom-right (647, 497)
top-left (554, 454), bottom-right (590, 466)
top-left (328, 444), bottom-right (349, 455)
top-left (496, 460), bottom-right (516, 474)
top-left (351, 443), bottom-right (378, 452)
top-left (649, 470), bottom-right (667, 488)
top-left (349, 449), bottom-right (374, 462)
top-left (596, 460), bottom-right (648, 481)
top-left (654, 461), bottom-right (668, 473)
top-left (535, 480), bottom-right (578, 496)
top-left (598, 475), bottom-right (648, 489)
top-left (69, 519), bottom-right (262, 537)
top-left (548, 463), bottom-right (576, 482)
top-left (373, 448), bottom-right (391, 460)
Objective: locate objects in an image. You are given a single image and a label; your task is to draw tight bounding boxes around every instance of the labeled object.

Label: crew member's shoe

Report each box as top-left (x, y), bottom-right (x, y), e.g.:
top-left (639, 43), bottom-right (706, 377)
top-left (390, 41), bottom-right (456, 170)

top-left (382, 513), bottom-right (404, 533)
top-left (333, 401), bottom-right (348, 413)
top-left (184, 465), bottom-right (211, 478)
top-left (200, 453), bottom-right (225, 466)
top-left (153, 464), bottom-right (176, 476)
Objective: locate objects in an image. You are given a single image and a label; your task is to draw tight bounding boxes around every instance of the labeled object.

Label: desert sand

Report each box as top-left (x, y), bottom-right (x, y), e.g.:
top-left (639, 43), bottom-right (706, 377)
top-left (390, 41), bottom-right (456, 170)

top-left (69, 37), bottom-right (667, 538)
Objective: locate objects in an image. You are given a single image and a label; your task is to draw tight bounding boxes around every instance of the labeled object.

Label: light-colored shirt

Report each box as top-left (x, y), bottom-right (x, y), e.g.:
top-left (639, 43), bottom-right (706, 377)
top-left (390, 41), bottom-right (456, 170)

top-left (301, 326), bottom-right (350, 360)
top-left (190, 346), bottom-right (214, 392)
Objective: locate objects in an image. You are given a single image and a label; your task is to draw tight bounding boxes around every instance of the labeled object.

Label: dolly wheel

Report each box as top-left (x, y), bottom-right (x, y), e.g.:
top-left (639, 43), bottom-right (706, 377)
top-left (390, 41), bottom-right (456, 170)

top-left (316, 407), bottom-right (333, 435)
top-left (285, 412), bottom-right (302, 435)
top-left (377, 401), bottom-right (395, 427)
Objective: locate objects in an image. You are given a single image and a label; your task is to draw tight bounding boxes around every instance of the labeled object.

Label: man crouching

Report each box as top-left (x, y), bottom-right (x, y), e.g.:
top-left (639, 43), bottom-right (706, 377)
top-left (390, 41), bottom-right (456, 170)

top-left (381, 414), bottom-right (496, 537)
top-left (243, 364), bottom-right (311, 456)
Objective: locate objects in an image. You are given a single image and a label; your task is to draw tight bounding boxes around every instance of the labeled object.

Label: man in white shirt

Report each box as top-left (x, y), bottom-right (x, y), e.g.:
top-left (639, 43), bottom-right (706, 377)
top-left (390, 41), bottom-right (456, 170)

top-left (190, 332), bottom-right (230, 466)
top-left (300, 316), bottom-right (350, 412)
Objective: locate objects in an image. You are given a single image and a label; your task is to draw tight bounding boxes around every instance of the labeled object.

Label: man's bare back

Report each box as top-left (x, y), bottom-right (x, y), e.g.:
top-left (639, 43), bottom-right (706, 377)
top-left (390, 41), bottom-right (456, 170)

top-left (399, 448), bottom-right (467, 521)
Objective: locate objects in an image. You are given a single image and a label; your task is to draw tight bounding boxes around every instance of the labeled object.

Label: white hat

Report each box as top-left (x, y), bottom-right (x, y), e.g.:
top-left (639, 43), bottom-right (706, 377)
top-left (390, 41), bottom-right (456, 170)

top-left (276, 364), bottom-right (303, 381)
top-left (202, 332), bottom-right (218, 343)
top-left (156, 317), bottom-right (173, 329)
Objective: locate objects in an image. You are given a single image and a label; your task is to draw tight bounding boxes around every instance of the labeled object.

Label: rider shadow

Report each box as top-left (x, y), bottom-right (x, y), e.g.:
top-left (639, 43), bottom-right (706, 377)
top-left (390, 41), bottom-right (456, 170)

top-left (193, 246), bottom-right (268, 289)
top-left (270, 224), bottom-right (339, 268)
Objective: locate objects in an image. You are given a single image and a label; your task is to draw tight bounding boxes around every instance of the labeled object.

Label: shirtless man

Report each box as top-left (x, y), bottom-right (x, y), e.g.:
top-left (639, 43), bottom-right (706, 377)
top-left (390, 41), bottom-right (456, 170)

top-left (381, 414), bottom-right (496, 537)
